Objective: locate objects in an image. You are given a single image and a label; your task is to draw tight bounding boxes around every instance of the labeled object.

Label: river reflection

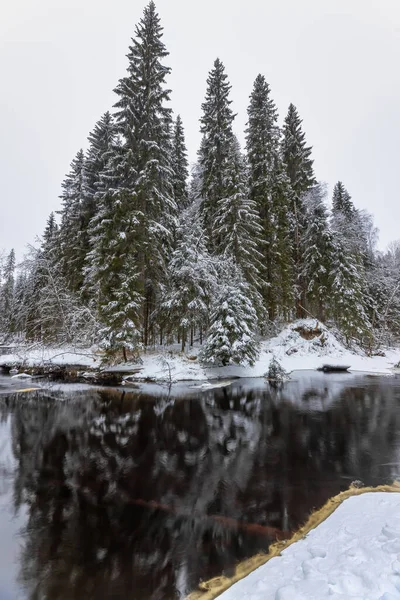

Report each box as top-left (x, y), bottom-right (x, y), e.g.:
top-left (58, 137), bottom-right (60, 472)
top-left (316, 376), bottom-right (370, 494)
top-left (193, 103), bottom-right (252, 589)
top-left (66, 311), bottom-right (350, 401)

top-left (0, 372), bottom-right (400, 599)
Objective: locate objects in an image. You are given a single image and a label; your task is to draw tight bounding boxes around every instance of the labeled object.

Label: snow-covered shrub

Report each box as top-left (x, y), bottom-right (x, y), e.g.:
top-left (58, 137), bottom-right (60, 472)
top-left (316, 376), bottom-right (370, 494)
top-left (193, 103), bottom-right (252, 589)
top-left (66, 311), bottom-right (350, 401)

top-left (266, 357), bottom-right (289, 384)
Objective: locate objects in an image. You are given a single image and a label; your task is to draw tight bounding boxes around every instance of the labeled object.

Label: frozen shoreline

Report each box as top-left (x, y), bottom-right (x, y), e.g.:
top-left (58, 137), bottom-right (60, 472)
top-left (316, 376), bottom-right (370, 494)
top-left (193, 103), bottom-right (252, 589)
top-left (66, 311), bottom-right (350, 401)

top-left (1, 321), bottom-right (400, 382)
top-left (216, 491), bottom-right (400, 600)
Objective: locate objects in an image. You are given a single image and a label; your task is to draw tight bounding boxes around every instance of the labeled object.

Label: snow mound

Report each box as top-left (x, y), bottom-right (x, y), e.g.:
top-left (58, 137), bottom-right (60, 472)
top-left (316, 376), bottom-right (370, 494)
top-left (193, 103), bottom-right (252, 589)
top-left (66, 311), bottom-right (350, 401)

top-left (219, 492), bottom-right (400, 600)
top-left (266, 319), bottom-right (346, 359)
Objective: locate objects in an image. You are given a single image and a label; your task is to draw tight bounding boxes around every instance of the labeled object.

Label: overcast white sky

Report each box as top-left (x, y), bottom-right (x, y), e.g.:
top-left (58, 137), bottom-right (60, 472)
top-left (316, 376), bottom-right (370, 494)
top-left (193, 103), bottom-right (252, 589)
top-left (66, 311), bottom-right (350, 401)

top-left (1, 0), bottom-right (399, 256)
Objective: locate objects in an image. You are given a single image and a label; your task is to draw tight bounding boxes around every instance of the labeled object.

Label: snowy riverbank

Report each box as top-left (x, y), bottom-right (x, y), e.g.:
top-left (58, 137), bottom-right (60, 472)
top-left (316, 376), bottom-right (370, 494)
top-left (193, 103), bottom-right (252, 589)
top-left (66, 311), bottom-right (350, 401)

top-left (215, 491), bottom-right (400, 600)
top-left (1, 320), bottom-right (400, 382)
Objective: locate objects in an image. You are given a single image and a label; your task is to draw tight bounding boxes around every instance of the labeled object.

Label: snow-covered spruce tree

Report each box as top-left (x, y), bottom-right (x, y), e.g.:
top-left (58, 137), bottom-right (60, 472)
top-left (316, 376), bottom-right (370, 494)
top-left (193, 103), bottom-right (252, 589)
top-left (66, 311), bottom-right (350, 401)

top-left (79, 112), bottom-right (117, 298)
top-left (83, 136), bottom-right (123, 308)
top-left (199, 58), bottom-right (236, 246)
top-left (113, 1), bottom-right (177, 347)
top-left (171, 115), bottom-right (189, 211)
top-left (188, 158), bottom-right (204, 208)
top-left (302, 184), bottom-right (334, 320)
top-left (56, 150), bottom-right (87, 293)
top-left (331, 182), bottom-right (361, 256)
top-left (0, 249), bottom-right (16, 338)
top-left (329, 238), bottom-right (371, 344)
top-left (85, 112), bottom-right (116, 202)
top-left (363, 256), bottom-right (396, 346)
top-left (245, 75), bottom-right (294, 319)
top-left (201, 260), bottom-right (260, 367)
top-left (281, 104), bottom-right (315, 198)
top-left (20, 212), bottom-right (61, 340)
top-left (332, 181), bottom-right (355, 217)
top-left (281, 103), bottom-right (316, 317)
top-left (331, 182), bottom-right (375, 266)
top-left (214, 136), bottom-right (264, 289)
top-left (43, 212), bottom-right (58, 249)
top-left (99, 264), bottom-right (142, 362)
top-left (16, 213), bottom-right (58, 341)
top-left (331, 181), bottom-right (382, 345)
top-left (268, 159), bottom-right (296, 322)
top-left (12, 270), bottom-right (30, 339)
top-left (81, 115), bottom-right (118, 302)
top-left (329, 183), bottom-right (371, 343)
top-left (161, 201), bottom-right (215, 351)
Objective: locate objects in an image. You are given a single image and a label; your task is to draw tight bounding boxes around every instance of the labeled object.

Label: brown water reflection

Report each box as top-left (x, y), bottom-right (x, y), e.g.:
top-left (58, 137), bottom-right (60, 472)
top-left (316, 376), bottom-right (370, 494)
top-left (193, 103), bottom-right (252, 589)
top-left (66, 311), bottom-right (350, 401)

top-left (0, 372), bottom-right (399, 599)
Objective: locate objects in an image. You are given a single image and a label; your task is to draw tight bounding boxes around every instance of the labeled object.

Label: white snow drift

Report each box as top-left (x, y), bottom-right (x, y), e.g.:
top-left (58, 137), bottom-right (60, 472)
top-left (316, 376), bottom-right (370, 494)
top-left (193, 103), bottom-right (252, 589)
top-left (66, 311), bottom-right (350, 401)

top-left (219, 492), bottom-right (400, 600)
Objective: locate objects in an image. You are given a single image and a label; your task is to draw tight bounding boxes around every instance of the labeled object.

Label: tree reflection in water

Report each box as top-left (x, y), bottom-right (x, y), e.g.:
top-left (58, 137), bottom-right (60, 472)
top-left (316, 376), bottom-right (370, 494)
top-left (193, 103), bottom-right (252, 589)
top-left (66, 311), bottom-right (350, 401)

top-left (1, 374), bottom-right (399, 599)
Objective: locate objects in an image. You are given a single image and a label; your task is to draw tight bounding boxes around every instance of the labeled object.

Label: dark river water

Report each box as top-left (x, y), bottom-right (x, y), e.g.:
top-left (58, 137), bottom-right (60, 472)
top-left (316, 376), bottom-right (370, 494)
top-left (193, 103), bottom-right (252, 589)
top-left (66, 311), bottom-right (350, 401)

top-left (0, 372), bottom-right (399, 599)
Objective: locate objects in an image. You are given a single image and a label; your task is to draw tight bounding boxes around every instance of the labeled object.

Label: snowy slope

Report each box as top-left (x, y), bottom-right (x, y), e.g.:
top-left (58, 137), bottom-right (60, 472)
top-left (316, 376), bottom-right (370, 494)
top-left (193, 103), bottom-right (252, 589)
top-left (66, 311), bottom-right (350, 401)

top-left (201, 319), bottom-right (400, 380)
top-left (219, 492), bottom-right (400, 600)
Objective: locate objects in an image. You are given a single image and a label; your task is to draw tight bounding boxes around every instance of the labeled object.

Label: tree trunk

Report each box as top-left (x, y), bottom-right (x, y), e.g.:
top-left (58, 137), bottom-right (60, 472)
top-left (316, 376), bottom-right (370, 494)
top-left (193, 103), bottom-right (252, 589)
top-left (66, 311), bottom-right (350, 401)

top-left (181, 328), bottom-right (186, 353)
top-left (122, 346), bottom-right (127, 363)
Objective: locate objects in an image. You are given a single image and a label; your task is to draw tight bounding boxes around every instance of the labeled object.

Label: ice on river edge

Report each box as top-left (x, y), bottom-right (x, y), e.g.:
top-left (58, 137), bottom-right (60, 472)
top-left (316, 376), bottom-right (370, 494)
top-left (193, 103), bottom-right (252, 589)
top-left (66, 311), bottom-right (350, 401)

top-left (218, 492), bottom-right (400, 600)
top-left (1, 319), bottom-right (400, 382)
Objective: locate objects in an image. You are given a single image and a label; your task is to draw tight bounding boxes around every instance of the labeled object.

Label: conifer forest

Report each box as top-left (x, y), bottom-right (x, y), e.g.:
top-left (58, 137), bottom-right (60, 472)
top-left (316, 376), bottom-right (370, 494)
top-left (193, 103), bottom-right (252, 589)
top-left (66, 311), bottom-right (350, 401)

top-left (1, 1), bottom-right (400, 366)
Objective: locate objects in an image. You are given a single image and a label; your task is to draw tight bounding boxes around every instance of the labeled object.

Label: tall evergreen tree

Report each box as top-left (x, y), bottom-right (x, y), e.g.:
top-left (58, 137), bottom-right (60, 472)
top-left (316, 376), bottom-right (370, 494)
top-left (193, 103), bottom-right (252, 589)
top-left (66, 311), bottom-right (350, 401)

top-left (171, 115), bottom-right (189, 211)
top-left (77, 112), bottom-right (117, 289)
top-left (331, 181), bottom-right (370, 260)
top-left (302, 184), bottom-right (334, 319)
top-left (214, 136), bottom-right (264, 288)
top-left (271, 161), bottom-right (295, 319)
top-left (330, 182), bottom-right (371, 343)
top-left (81, 115), bottom-right (118, 302)
top-left (22, 213), bottom-right (61, 339)
top-left (161, 201), bottom-right (215, 351)
top-left (281, 103), bottom-right (315, 197)
top-left (0, 249), bottom-right (16, 337)
top-left (330, 239), bottom-right (371, 343)
top-left (281, 103), bottom-right (316, 317)
top-left (41, 212), bottom-right (59, 268)
top-left (56, 150), bottom-right (86, 292)
top-left (12, 270), bottom-right (29, 338)
top-left (198, 58), bottom-right (235, 244)
top-left (332, 181), bottom-right (355, 217)
top-left (245, 75), bottom-right (293, 319)
top-left (113, 0), bottom-right (177, 346)
top-left (85, 112), bottom-right (116, 202)
top-left (43, 212), bottom-right (58, 248)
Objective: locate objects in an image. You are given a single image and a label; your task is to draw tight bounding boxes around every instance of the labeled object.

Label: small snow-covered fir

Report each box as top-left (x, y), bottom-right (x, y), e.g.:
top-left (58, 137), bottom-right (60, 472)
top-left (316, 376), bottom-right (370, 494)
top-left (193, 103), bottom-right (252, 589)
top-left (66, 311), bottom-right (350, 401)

top-left (201, 262), bottom-right (260, 367)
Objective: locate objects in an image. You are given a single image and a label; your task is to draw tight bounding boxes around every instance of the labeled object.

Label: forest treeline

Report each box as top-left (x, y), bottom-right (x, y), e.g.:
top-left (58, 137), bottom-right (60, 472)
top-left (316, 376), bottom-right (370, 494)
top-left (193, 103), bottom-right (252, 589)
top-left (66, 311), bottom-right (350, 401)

top-left (1, 1), bottom-right (400, 364)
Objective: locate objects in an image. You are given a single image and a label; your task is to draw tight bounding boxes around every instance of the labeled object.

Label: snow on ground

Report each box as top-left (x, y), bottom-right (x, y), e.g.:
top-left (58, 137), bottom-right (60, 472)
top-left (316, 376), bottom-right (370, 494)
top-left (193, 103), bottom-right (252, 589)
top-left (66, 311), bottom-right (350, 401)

top-left (124, 320), bottom-right (400, 381)
top-left (1, 320), bottom-right (400, 381)
top-left (112, 352), bottom-right (208, 382)
top-left (0, 345), bottom-right (99, 369)
top-left (264, 320), bottom-right (400, 376)
top-left (218, 492), bottom-right (400, 600)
